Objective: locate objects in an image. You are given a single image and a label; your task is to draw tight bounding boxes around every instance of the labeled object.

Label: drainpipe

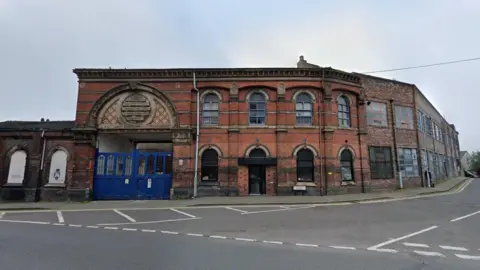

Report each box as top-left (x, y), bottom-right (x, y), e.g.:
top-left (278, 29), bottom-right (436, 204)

top-left (35, 129), bottom-right (47, 202)
top-left (193, 72), bottom-right (200, 198)
top-left (357, 99), bottom-right (365, 193)
top-left (390, 100), bottom-right (403, 189)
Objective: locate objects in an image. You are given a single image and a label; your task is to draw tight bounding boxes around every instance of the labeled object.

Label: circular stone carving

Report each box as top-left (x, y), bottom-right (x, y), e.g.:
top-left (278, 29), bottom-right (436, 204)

top-left (121, 94), bottom-right (151, 123)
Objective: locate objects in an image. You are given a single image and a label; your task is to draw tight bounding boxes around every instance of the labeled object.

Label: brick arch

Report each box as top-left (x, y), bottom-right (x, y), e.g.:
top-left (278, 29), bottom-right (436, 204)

top-left (336, 93), bottom-right (353, 106)
top-left (244, 144), bottom-right (271, 157)
top-left (198, 144), bottom-right (223, 158)
top-left (292, 144), bottom-right (319, 157)
top-left (245, 89), bottom-right (270, 102)
top-left (42, 145), bottom-right (72, 186)
top-left (337, 145), bottom-right (356, 160)
top-left (292, 90), bottom-right (316, 102)
top-left (86, 83), bottom-right (179, 128)
top-left (200, 90), bottom-right (223, 102)
top-left (2, 144), bottom-right (29, 185)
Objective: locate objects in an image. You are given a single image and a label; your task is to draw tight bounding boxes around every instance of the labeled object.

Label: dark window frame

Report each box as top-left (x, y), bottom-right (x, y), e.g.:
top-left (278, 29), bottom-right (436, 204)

top-left (202, 94), bottom-right (219, 126)
top-left (248, 92), bottom-right (267, 126)
top-left (369, 146), bottom-right (394, 179)
top-left (395, 105), bottom-right (414, 129)
top-left (295, 93), bottom-right (313, 125)
top-left (337, 95), bottom-right (351, 128)
top-left (367, 102), bottom-right (388, 127)
top-left (340, 149), bottom-right (354, 181)
top-left (201, 149), bottom-right (219, 182)
top-left (296, 149), bottom-right (314, 182)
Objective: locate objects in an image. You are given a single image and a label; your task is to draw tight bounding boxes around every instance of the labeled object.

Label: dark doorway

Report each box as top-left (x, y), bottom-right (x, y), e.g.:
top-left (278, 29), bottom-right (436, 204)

top-left (248, 165), bottom-right (266, 195)
top-left (248, 148), bottom-right (267, 195)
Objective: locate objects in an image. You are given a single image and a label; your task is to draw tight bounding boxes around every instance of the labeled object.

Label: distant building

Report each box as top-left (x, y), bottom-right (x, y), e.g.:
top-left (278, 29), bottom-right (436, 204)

top-left (0, 56), bottom-right (462, 201)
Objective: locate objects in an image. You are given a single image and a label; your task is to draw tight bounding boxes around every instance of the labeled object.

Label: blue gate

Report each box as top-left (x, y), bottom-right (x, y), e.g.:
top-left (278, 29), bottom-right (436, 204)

top-left (94, 150), bottom-right (173, 200)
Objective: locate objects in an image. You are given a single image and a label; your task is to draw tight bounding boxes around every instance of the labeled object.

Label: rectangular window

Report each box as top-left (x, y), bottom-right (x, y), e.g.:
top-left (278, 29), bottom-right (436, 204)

top-left (249, 102), bottom-right (266, 125)
top-left (398, 148), bottom-right (419, 177)
top-left (425, 117), bottom-right (432, 136)
top-left (369, 147), bottom-right (394, 179)
top-left (417, 110), bottom-right (424, 132)
top-left (395, 105), bottom-right (414, 129)
top-left (367, 102), bottom-right (388, 127)
top-left (440, 129), bottom-right (445, 143)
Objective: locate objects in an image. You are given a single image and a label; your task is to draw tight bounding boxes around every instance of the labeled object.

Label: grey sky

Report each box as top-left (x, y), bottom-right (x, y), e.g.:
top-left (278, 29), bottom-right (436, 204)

top-left (1, 0), bottom-right (479, 151)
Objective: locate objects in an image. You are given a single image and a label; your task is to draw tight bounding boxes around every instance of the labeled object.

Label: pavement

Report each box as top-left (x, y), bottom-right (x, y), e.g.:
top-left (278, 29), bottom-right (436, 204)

top-left (0, 176), bottom-right (469, 211)
top-left (0, 176), bottom-right (479, 269)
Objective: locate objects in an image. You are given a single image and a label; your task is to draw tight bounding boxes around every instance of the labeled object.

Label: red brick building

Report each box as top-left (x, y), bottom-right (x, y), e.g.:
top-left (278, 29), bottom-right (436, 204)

top-left (0, 57), bottom-right (458, 201)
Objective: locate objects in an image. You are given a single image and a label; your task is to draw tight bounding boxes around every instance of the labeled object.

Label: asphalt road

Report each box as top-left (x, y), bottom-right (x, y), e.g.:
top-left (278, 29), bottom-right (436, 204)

top-left (0, 179), bottom-right (479, 270)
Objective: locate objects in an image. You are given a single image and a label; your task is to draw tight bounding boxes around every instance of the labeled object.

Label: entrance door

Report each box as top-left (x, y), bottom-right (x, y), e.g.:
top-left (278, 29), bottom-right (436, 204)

top-left (248, 165), bottom-right (266, 195)
top-left (94, 150), bottom-right (172, 200)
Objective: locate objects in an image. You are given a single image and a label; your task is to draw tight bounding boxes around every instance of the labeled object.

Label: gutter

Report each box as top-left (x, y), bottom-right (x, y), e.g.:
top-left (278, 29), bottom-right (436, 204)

top-left (193, 72), bottom-right (200, 198)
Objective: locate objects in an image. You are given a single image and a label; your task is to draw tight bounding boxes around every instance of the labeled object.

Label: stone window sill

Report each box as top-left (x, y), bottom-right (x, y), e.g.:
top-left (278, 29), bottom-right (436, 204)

top-left (295, 182), bottom-right (317, 187)
top-left (2, 183), bottom-right (23, 187)
top-left (340, 181), bottom-right (356, 186)
top-left (199, 181), bottom-right (218, 186)
top-left (44, 183), bottom-right (66, 188)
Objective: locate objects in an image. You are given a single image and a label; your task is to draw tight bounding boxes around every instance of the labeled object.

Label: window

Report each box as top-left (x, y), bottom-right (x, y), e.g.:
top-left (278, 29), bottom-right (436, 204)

top-left (249, 92), bottom-right (266, 125)
top-left (433, 123), bottom-right (438, 140)
top-left (295, 93), bottom-right (313, 125)
top-left (369, 147), bottom-right (393, 179)
top-left (250, 148), bottom-right (267, 158)
top-left (417, 110), bottom-right (424, 132)
top-left (337, 96), bottom-right (351, 127)
top-left (395, 105), bottom-right (414, 129)
top-left (297, 149), bottom-right (314, 182)
top-left (202, 94), bottom-right (219, 125)
top-left (398, 148), bottom-right (419, 177)
top-left (425, 116), bottom-right (432, 136)
top-left (48, 150), bottom-right (68, 184)
top-left (440, 128), bottom-right (445, 143)
top-left (340, 149), bottom-right (354, 181)
top-left (201, 149), bottom-right (218, 182)
top-left (367, 102), bottom-right (388, 127)
top-left (7, 150), bottom-right (27, 184)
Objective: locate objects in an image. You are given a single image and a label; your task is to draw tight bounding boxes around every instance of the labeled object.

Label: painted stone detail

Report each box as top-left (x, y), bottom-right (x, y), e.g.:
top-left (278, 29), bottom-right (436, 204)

top-left (121, 94), bottom-right (151, 124)
top-left (152, 100), bottom-right (171, 126)
top-left (100, 100), bottom-right (120, 125)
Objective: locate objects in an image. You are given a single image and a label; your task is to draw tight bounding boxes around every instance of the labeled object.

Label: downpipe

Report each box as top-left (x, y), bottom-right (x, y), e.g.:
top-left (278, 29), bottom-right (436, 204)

top-left (35, 129), bottom-right (47, 202)
top-left (193, 72), bottom-right (200, 198)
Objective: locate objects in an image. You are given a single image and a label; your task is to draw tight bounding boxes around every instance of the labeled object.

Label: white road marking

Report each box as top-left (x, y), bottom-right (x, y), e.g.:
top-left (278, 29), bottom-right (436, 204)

top-left (68, 224), bottom-right (82, 227)
top-left (439, 245), bottom-right (468, 251)
top-left (141, 229), bottom-right (156, 232)
top-left (0, 212), bottom-right (5, 218)
top-left (160, 230), bottom-right (179, 235)
top-left (56, 211), bottom-right (64, 223)
top-left (456, 179), bottom-right (473, 193)
top-left (170, 208), bottom-right (196, 218)
top-left (455, 254), bottom-right (480, 260)
top-left (329, 246), bottom-right (356, 250)
top-left (367, 226), bottom-right (438, 250)
top-left (403, 242), bottom-right (430, 248)
top-left (53, 223), bottom-right (65, 226)
top-left (242, 205), bottom-right (314, 215)
top-left (235, 237), bottom-right (256, 242)
top-left (413, 250), bottom-right (445, 257)
top-left (295, 243), bottom-right (319, 248)
top-left (113, 209), bottom-right (136, 222)
top-left (371, 248), bottom-right (398, 253)
top-left (224, 206), bottom-right (248, 214)
top-left (450, 210), bottom-right (480, 222)
top-left (97, 217), bottom-right (200, 226)
top-left (186, 233), bottom-right (203, 237)
top-left (86, 225), bottom-right (99, 228)
top-left (278, 206), bottom-right (289, 209)
top-left (0, 219), bottom-right (50, 225)
top-left (209, 235), bottom-right (227, 239)
top-left (104, 227), bottom-right (119, 230)
top-left (263, 240), bottom-right (283, 245)
top-left (122, 228), bottom-right (138, 231)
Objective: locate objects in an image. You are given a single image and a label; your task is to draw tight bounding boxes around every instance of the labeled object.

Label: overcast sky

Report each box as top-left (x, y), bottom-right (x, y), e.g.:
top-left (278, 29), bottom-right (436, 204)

top-left (1, 0), bottom-right (479, 151)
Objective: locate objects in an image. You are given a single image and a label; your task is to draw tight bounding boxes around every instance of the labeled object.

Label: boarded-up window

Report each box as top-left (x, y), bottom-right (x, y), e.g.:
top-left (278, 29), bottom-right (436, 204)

top-left (395, 106), bottom-right (414, 129)
top-left (7, 150), bottom-right (27, 184)
top-left (48, 150), bottom-right (68, 184)
top-left (367, 102), bottom-right (387, 127)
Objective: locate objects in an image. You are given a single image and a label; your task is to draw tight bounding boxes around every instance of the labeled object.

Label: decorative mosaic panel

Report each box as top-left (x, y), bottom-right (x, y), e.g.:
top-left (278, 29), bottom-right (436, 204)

top-left (151, 100), bottom-right (171, 126)
top-left (100, 100), bottom-right (120, 126)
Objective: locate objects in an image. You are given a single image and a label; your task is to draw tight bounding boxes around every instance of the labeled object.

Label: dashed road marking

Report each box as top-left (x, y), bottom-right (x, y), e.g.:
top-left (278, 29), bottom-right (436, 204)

top-left (97, 217), bottom-right (200, 226)
top-left (104, 227), bottom-right (119, 230)
top-left (56, 211), bottom-right (64, 223)
top-left (186, 233), bottom-right (203, 237)
top-left (368, 226), bottom-right (438, 250)
top-left (122, 228), bottom-right (138, 231)
top-left (330, 245), bottom-right (356, 250)
top-left (454, 254), bottom-right (480, 260)
top-left (439, 245), bottom-right (468, 251)
top-left (113, 209), bottom-right (136, 223)
top-left (403, 242), bottom-right (430, 248)
top-left (224, 206), bottom-right (248, 214)
top-left (53, 223), bottom-right (65, 226)
top-left (160, 230), bottom-right (179, 235)
top-left (235, 237), bottom-right (256, 242)
top-left (0, 212), bottom-right (5, 219)
top-left (170, 208), bottom-right (197, 218)
top-left (263, 240), bottom-right (283, 245)
top-left (413, 250), bottom-right (445, 257)
top-left (86, 225), bottom-right (99, 228)
top-left (0, 219), bottom-right (50, 225)
top-left (209, 235), bottom-right (227, 239)
top-left (68, 224), bottom-right (82, 228)
top-left (450, 210), bottom-right (480, 223)
top-left (296, 243), bottom-right (319, 248)
top-left (371, 248), bottom-right (398, 253)
top-left (141, 229), bottom-right (156, 233)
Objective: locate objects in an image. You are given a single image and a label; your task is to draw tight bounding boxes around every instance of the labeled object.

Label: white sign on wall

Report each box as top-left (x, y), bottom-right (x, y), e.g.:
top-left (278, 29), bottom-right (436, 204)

top-left (48, 150), bottom-right (68, 184)
top-left (7, 150), bottom-right (27, 184)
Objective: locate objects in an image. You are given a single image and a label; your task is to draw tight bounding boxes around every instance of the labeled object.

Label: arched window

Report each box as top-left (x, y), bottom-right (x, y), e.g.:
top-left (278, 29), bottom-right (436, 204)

top-left (340, 149), bottom-right (354, 181)
top-left (201, 149), bottom-right (219, 182)
top-left (202, 94), bottom-right (219, 125)
top-left (338, 96), bottom-right (351, 127)
top-left (296, 93), bottom-right (313, 125)
top-left (249, 92), bottom-right (266, 125)
top-left (297, 149), bottom-right (314, 182)
top-left (48, 150), bottom-right (68, 185)
top-left (7, 150), bottom-right (27, 184)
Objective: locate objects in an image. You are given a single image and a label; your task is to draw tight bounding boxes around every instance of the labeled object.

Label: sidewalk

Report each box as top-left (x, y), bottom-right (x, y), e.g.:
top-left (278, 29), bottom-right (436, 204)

top-left (0, 177), bottom-right (470, 211)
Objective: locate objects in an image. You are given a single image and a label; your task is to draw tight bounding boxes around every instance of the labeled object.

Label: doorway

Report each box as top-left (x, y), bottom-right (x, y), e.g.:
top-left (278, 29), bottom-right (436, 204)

top-left (248, 165), bottom-right (266, 195)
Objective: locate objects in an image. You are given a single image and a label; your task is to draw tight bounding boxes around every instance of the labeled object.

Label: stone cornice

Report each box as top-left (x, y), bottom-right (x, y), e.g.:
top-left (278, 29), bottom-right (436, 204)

top-left (73, 68), bottom-right (361, 85)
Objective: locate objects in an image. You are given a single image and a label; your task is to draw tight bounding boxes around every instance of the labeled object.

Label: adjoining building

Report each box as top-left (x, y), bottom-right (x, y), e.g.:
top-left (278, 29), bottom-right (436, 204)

top-left (0, 57), bottom-right (462, 201)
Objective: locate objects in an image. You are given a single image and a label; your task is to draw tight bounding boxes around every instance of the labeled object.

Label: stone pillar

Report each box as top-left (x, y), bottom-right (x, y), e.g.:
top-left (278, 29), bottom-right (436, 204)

top-left (172, 130), bottom-right (193, 198)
